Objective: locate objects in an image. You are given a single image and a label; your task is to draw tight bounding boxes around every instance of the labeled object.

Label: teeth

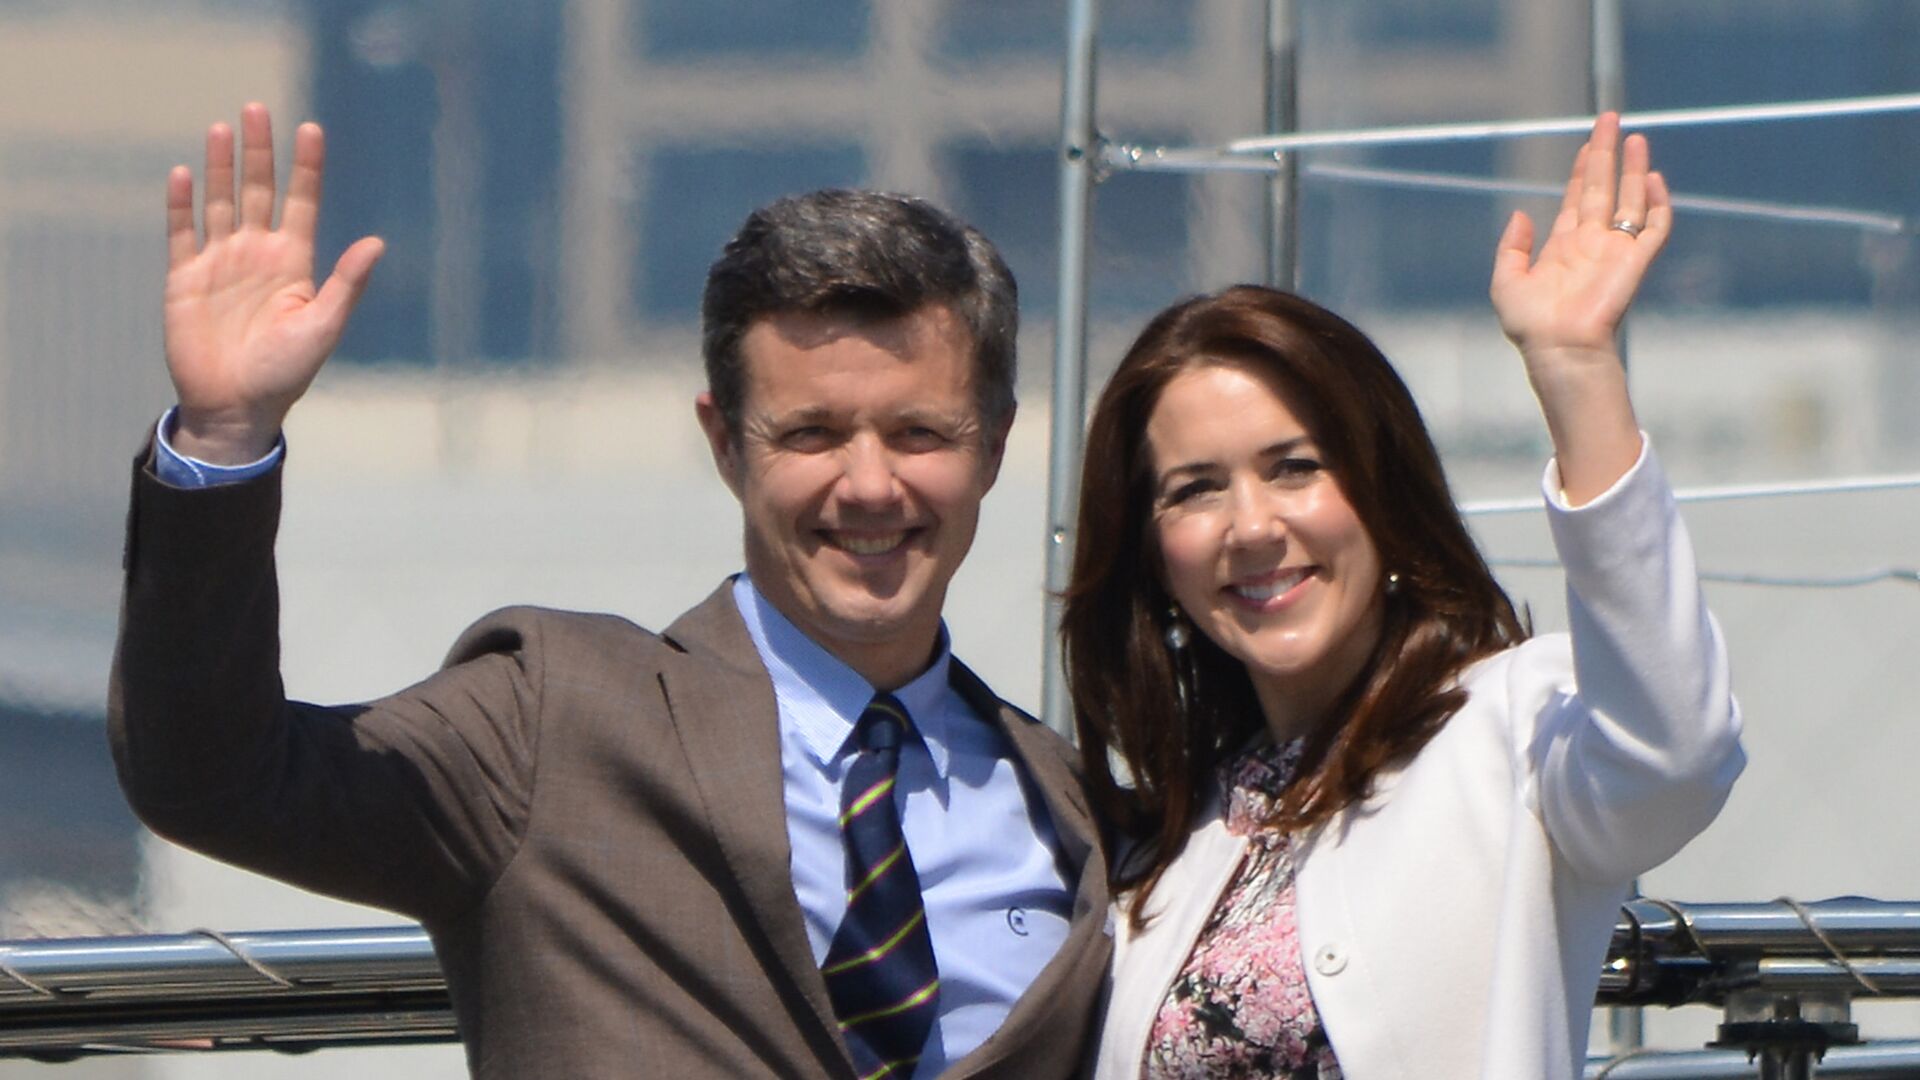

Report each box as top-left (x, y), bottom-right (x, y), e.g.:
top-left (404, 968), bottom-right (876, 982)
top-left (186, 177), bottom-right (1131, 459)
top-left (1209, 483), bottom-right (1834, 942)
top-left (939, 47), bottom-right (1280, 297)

top-left (835, 531), bottom-right (908, 556)
top-left (1233, 568), bottom-right (1308, 602)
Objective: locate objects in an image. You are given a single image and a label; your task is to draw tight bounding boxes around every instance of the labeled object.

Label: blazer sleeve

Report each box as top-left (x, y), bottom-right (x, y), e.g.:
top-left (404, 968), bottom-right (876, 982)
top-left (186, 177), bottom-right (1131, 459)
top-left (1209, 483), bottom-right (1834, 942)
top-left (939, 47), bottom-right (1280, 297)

top-left (1521, 437), bottom-right (1746, 883)
top-left (108, 450), bottom-right (538, 923)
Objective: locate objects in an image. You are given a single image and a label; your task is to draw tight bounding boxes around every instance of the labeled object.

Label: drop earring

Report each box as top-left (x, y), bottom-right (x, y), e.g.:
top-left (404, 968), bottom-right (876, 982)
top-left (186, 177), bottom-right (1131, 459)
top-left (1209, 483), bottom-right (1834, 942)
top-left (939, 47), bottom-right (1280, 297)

top-left (1385, 571), bottom-right (1403, 597)
top-left (1164, 605), bottom-right (1191, 650)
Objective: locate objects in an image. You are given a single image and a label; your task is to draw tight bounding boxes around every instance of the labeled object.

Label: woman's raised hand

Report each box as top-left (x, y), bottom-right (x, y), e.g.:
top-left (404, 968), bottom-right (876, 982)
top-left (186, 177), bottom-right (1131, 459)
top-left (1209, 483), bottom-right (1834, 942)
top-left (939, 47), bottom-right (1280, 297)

top-left (163, 103), bottom-right (385, 464)
top-left (1489, 112), bottom-right (1669, 504)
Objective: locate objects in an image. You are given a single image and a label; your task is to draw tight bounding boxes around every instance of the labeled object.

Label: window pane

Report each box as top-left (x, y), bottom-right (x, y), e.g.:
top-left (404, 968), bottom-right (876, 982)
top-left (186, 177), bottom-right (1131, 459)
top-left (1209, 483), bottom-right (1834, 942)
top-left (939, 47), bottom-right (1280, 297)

top-left (636, 0), bottom-right (867, 60)
top-left (944, 138), bottom-right (1191, 318)
top-left (635, 143), bottom-right (868, 321)
top-left (936, 0), bottom-right (1192, 60)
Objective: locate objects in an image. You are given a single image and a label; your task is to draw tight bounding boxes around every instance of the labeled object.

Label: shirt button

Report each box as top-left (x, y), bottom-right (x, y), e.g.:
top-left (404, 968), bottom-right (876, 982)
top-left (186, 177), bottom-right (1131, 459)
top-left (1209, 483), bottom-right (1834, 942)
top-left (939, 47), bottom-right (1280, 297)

top-left (1313, 943), bottom-right (1348, 976)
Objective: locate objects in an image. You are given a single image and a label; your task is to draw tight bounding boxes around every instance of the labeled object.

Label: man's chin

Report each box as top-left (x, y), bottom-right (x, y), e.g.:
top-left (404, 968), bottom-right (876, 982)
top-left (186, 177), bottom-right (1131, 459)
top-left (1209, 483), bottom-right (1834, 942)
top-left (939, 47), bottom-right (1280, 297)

top-left (809, 585), bottom-right (945, 638)
top-left (817, 603), bottom-right (922, 641)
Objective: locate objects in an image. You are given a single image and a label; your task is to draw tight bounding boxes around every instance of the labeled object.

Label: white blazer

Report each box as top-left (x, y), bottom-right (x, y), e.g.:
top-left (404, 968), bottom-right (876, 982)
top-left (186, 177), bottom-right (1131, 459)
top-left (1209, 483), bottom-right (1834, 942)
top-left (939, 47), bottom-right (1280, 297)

top-left (1093, 441), bottom-right (1745, 1080)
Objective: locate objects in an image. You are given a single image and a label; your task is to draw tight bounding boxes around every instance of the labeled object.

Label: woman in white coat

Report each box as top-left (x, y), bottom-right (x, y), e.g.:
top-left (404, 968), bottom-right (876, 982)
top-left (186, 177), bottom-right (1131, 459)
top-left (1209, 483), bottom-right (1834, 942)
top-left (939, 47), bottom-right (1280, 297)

top-left (1060, 114), bottom-right (1744, 1079)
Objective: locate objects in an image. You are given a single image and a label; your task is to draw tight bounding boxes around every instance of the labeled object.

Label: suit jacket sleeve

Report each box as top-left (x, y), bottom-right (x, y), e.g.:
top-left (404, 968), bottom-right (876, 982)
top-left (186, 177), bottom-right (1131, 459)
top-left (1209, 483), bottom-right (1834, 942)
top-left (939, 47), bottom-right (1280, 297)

top-left (109, 450), bottom-right (538, 923)
top-left (1526, 438), bottom-right (1746, 882)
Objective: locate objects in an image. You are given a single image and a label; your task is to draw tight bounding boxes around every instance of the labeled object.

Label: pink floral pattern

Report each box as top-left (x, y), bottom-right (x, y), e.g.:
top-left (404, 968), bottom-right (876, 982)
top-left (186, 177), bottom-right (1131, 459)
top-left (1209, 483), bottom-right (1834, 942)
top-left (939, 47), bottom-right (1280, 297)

top-left (1142, 738), bottom-right (1342, 1079)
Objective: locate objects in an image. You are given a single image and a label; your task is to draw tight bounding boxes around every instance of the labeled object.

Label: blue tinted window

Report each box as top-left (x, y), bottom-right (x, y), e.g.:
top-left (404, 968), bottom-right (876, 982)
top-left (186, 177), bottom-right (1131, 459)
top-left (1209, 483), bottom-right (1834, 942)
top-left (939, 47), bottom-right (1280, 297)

top-left (1349, 0), bottom-right (1497, 46)
top-left (636, 144), bottom-right (868, 321)
top-left (1300, 140), bottom-right (1497, 308)
top-left (637, 0), bottom-right (867, 59)
top-left (309, 0), bottom-right (438, 363)
top-left (1623, 6), bottom-right (1910, 305)
top-left (0, 704), bottom-right (141, 902)
top-left (310, 0), bottom-right (563, 363)
top-left (937, 0), bottom-right (1190, 59)
top-left (471, 5), bottom-right (564, 362)
top-left (944, 139), bottom-right (1191, 315)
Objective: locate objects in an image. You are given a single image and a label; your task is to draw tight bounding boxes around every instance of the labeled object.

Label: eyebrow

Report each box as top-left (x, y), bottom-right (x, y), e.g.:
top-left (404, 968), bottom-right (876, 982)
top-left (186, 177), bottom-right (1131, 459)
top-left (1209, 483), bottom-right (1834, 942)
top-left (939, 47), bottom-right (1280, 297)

top-left (756, 405), bottom-right (975, 429)
top-left (1155, 436), bottom-right (1315, 486)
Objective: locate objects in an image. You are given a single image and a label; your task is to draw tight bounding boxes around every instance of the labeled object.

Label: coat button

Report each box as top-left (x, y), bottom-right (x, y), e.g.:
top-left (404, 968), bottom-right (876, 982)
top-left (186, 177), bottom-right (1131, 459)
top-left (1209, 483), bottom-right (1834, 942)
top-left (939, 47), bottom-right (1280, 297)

top-left (1313, 943), bottom-right (1347, 976)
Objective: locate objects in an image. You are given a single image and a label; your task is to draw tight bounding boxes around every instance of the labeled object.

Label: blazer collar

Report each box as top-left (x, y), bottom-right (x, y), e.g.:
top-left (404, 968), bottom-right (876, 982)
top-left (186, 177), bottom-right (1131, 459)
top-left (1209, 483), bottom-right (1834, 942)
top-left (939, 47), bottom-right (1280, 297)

top-left (658, 583), bottom-right (849, 1066)
top-left (662, 583), bottom-right (1112, 1077)
top-left (940, 660), bottom-right (1112, 1079)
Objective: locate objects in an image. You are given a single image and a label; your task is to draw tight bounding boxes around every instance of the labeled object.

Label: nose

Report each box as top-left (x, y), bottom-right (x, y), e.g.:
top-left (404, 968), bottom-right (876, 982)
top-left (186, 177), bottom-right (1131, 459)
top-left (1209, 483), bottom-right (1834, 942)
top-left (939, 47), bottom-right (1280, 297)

top-left (1225, 476), bottom-right (1283, 549)
top-left (839, 433), bottom-right (902, 507)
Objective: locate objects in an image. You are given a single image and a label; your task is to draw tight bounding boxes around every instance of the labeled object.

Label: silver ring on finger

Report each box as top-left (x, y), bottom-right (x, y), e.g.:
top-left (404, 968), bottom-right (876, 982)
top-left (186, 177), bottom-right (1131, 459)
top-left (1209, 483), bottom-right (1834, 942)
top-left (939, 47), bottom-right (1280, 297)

top-left (1610, 219), bottom-right (1643, 238)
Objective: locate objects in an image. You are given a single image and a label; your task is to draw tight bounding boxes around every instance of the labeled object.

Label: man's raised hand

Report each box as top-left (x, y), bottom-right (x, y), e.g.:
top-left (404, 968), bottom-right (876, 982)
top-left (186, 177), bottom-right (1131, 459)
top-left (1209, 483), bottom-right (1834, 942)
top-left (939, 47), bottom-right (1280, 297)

top-left (163, 102), bottom-right (384, 464)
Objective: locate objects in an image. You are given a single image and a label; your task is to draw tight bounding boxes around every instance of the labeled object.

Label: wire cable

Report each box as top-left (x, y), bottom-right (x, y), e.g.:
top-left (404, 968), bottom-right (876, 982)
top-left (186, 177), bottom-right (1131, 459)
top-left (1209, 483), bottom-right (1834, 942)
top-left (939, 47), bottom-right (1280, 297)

top-left (1487, 556), bottom-right (1920, 590)
top-left (1301, 161), bottom-right (1910, 235)
top-left (1774, 897), bottom-right (1885, 996)
top-left (188, 929), bottom-right (298, 990)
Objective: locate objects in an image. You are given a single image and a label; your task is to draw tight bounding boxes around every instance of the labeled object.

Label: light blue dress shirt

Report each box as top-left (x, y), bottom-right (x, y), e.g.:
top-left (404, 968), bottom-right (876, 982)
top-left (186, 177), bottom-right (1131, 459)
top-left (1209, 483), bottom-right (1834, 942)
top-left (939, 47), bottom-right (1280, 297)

top-left (151, 408), bottom-right (283, 487)
top-left (731, 575), bottom-right (1073, 1077)
top-left (150, 410), bottom-right (1077, 1077)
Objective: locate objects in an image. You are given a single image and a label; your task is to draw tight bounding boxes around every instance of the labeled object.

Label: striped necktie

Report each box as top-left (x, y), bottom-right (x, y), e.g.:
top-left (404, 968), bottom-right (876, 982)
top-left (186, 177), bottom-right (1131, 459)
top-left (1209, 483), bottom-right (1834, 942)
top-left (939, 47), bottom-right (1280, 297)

top-left (821, 693), bottom-right (940, 1079)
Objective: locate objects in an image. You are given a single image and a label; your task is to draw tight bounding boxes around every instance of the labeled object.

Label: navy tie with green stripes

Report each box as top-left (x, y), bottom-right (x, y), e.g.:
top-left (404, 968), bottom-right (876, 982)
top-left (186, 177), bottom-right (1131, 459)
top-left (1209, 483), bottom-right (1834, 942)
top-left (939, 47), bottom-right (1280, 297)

top-left (821, 693), bottom-right (940, 1079)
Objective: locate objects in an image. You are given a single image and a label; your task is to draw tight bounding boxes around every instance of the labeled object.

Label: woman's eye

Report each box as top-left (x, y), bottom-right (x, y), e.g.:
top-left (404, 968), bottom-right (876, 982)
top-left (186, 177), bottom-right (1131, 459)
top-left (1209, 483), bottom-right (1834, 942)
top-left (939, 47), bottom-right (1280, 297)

top-left (1160, 479), bottom-right (1218, 507)
top-left (1271, 457), bottom-right (1322, 483)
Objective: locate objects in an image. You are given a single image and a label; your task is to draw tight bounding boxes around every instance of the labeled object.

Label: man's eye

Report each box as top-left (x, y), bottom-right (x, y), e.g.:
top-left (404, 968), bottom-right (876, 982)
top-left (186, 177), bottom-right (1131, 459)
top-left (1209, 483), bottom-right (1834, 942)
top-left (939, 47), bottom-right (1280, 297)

top-left (780, 427), bottom-right (837, 451)
top-left (896, 426), bottom-right (949, 451)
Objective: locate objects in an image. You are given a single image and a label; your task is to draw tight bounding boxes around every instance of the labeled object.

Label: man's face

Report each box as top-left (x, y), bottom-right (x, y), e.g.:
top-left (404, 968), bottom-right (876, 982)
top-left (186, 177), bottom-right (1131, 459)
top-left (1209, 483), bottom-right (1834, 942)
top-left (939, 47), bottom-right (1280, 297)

top-left (696, 304), bottom-right (1010, 688)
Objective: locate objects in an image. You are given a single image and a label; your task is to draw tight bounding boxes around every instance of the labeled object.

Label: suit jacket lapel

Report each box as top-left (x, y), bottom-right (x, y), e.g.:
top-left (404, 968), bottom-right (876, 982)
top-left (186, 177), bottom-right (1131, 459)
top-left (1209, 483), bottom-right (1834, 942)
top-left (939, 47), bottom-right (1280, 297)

top-left (944, 661), bottom-right (1112, 1079)
top-left (659, 584), bottom-right (847, 1064)
top-left (658, 598), bottom-right (1109, 1079)
top-left (947, 661), bottom-right (1096, 869)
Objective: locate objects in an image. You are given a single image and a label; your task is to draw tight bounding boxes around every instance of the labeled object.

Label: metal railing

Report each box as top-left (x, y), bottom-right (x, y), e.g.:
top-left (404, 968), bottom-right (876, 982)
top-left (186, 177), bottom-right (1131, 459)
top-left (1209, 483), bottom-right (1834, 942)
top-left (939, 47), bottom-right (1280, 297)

top-left (5, 898), bottom-right (1920, 1075)
top-left (0, 926), bottom-right (451, 1057)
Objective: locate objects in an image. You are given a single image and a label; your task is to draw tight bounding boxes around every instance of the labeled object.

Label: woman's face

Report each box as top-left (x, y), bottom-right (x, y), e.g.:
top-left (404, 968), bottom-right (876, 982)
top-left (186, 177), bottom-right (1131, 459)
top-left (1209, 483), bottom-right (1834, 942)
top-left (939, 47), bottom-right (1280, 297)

top-left (1146, 362), bottom-right (1386, 733)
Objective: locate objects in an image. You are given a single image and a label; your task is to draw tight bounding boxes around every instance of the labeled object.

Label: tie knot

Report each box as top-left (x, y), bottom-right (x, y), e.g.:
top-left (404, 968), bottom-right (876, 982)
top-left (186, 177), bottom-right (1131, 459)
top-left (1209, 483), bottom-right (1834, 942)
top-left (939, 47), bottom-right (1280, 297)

top-left (857, 694), bottom-right (910, 754)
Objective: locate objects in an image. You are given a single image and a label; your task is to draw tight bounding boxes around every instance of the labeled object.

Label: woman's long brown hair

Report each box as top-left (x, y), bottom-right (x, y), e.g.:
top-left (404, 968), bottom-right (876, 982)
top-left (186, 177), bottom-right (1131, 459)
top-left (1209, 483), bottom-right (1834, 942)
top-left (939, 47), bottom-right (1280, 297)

top-left (1061, 286), bottom-right (1526, 924)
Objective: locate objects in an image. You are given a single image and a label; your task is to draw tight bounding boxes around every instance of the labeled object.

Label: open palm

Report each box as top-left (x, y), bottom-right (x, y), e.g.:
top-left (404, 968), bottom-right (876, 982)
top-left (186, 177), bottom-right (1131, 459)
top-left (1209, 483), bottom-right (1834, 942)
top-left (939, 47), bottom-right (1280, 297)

top-left (164, 103), bottom-right (383, 463)
top-left (1489, 112), bottom-right (1670, 369)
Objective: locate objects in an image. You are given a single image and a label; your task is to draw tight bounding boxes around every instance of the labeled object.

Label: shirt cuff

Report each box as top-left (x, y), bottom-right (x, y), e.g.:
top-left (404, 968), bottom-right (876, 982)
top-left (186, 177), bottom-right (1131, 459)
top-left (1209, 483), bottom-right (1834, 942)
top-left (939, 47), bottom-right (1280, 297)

top-left (1541, 432), bottom-right (1651, 513)
top-left (152, 406), bottom-right (284, 488)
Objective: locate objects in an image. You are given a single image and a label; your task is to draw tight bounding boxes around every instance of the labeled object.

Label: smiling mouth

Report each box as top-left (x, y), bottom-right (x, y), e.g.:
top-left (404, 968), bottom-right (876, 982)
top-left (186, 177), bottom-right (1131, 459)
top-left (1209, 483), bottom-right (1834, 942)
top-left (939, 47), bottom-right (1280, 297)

top-left (825, 529), bottom-right (913, 556)
top-left (1230, 567), bottom-right (1312, 603)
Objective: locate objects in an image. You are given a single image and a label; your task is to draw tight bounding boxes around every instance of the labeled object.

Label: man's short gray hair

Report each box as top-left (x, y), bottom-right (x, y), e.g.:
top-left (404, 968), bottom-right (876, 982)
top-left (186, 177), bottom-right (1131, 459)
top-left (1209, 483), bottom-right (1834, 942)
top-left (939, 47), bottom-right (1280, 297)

top-left (701, 189), bottom-right (1018, 439)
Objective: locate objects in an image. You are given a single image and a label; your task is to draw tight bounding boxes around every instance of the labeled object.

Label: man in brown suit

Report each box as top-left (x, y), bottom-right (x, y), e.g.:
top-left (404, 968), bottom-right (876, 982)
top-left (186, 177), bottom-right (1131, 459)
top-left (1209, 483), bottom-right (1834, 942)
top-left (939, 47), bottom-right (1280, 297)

top-left (111, 103), bottom-right (1109, 1078)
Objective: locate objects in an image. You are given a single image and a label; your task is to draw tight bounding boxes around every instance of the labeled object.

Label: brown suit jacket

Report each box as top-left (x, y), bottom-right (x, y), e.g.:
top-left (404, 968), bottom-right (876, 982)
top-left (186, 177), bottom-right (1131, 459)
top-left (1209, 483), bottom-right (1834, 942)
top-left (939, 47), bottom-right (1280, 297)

top-left (108, 454), bottom-right (1111, 1078)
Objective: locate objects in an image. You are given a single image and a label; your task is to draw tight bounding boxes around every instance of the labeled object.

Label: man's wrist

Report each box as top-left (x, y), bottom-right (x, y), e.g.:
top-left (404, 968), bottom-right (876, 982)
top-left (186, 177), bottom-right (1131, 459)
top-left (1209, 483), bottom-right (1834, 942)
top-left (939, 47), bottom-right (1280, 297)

top-left (153, 407), bottom-right (284, 488)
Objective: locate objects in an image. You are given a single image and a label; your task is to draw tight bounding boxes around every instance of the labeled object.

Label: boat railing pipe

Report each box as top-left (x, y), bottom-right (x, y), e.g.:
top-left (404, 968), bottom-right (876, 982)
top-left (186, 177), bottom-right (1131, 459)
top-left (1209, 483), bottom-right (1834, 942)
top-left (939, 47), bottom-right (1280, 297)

top-left (6, 899), bottom-right (1920, 1074)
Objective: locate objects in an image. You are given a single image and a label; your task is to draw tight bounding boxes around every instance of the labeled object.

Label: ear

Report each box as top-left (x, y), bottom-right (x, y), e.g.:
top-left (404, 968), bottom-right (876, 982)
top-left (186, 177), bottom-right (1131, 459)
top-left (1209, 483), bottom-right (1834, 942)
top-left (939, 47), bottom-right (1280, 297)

top-left (694, 392), bottom-right (744, 499)
top-left (976, 403), bottom-right (1015, 491)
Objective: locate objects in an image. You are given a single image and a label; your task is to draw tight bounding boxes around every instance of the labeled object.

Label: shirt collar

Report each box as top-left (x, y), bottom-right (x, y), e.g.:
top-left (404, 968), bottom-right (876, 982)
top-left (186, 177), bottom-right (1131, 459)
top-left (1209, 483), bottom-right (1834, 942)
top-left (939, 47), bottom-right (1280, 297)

top-left (732, 575), bottom-right (954, 778)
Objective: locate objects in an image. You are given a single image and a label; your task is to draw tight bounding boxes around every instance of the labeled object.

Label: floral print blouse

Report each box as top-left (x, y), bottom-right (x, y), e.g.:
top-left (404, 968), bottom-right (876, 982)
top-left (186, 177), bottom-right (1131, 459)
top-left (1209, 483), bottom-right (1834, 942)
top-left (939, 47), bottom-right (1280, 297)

top-left (1142, 738), bottom-right (1343, 1079)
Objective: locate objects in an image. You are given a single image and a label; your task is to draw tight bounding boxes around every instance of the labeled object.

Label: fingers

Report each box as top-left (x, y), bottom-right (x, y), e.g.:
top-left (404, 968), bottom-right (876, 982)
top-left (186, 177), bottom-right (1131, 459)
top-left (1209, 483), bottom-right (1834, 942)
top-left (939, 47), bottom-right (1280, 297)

top-left (308, 236), bottom-right (386, 339)
top-left (1489, 209), bottom-right (1535, 294)
top-left (166, 166), bottom-right (197, 268)
top-left (202, 122), bottom-right (236, 242)
top-left (1577, 112), bottom-right (1621, 230)
top-left (280, 122), bottom-right (326, 242)
top-left (238, 103), bottom-right (276, 230)
top-left (1641, 170), bottom-right (1674, 246)
top-left (1546, 144), bottom-right (1587, 241)
top-left (1613, 133), bottom-right (1651, 230)
top-left (1617, 169), bottom-right (1674, 277)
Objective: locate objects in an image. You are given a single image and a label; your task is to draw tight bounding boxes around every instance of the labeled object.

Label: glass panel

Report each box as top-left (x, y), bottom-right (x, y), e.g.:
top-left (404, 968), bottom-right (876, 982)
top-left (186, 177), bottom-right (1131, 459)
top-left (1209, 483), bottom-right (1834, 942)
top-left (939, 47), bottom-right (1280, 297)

top-left (636, 0), bottom-right (867, 60)
top-left (633, 142), bottom-right (868, 321)
top-left (944, 137), bottom-right (1192, 317)
top-left (935, 0), bottom-right (1191, 59)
